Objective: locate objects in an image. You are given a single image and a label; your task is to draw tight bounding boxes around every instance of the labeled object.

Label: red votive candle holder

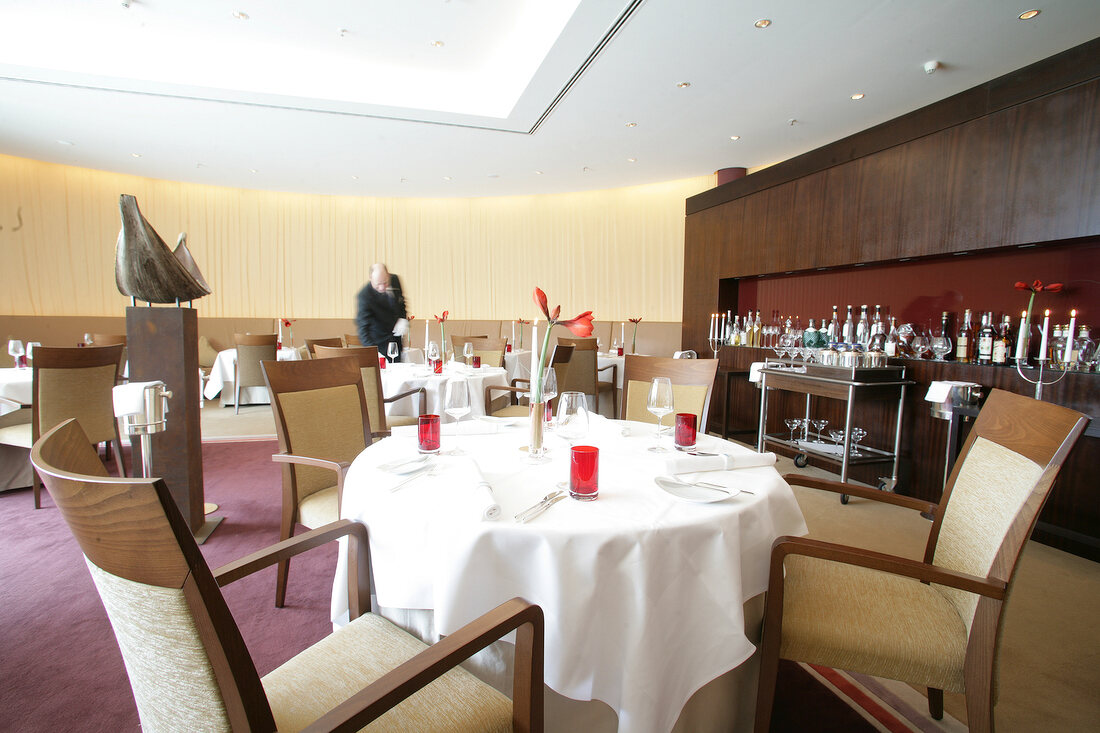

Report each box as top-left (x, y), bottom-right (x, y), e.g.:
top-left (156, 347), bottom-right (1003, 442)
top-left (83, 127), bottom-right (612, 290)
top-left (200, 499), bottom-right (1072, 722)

top-left (506, 343), bottom-right (512, 353)
top-left (378, 355), bottom-right (387, 370)
top-left (570, 445), bottom-right (599, 501)
top-left (616, 347), bottom-right (624, 356)
top-left (472, 355), bottom-right (481, 368)
top-left (432, 358), bottom-right (443, 374)
top-left (418, 414), bottom-right (441, 454)
top-left (674, 413), bottom-right (697, 451)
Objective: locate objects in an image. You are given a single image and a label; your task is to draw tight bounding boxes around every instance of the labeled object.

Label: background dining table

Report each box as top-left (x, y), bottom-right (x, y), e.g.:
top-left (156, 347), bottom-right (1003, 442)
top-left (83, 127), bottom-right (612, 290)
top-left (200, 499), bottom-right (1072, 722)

top-left (331, 414), bottom-right (807, 732)
top-left (0, 367), bottom-right (32, 415)
top-left (380, 361), bottom-right (509, 422)
top-left (203, 346), bottom-right (302, 405)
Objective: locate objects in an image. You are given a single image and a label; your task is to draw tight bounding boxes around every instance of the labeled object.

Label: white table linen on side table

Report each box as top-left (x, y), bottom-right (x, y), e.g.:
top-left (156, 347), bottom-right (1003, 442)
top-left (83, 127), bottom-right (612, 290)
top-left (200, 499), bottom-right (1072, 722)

top-left (203, 346), bottom-right (302, 405)
top-left (380, 362), bottom-right (509, 422)
top-left (0, 368), bottom-right (32, 415)
top-left (331, 415), bottom-right (807, 732)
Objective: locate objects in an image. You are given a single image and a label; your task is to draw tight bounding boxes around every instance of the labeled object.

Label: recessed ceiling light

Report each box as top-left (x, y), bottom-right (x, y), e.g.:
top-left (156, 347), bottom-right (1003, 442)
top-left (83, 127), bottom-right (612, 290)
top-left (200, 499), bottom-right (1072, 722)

top-left (676, 81), bottom-right (691, 89)
top-left (338, 28), bottom-right (349, 37)
top-left (534, 170), bottom-right (543, 175)
top-left (850, 93), bottom-right (865, 100)
top-left (232, 11), bottom-right (249, 20)
top-left (488, 174), bottom-right (500, 178)
top-left (787, 118), bottom-right (798, 126)
top-left (754, 18), bottom-right (772, 29)
top-left (625, 122), bottom-right (637, 128)
top-left (195, 162), bottom-right (205, 168)
top-left (249, 168), bottom-right (258, 173)
top-left (582, 167), bottom-right (591, 173)
top-left (627, 158), bottom-right (637, 163)
top-left (351, 175), bottom-right (359, 180)
top-left (1018, 9), bottom-right (1040, 20)
top-left (57, 139), bottom-right (74, 146)
top-left (430, 40), bottom-right (445, 47)
top-left (131, 152), bottom-right (142, 158)
top-left (442, 176), bottom-right (452, 181)
top-left (400, 178), bottom-right (408, 183)
top-left (729, 135), bottom-right (740, 141)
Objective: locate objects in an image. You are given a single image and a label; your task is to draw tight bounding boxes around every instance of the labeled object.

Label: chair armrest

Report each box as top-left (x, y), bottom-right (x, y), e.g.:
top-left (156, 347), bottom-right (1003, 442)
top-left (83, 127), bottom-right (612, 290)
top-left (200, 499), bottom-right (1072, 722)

top-left (301, 597), bottom-right (545, 733)
top-left (273, 452), bottom-right (352, 503)
top-left (511, 378), bottom-right (531, 388)
top-left (384, 386), bottom-right (426, 416)
top-left (213, 520), bottom-right (372, 619)
top-left (597, 364), bottom-right (617, 386)
top-left (771, 535), bottom-right (1006, 599)
top-left (783, 473), bottom-right (937, 514)
top-left (486, 384), bottom-right (530, 411)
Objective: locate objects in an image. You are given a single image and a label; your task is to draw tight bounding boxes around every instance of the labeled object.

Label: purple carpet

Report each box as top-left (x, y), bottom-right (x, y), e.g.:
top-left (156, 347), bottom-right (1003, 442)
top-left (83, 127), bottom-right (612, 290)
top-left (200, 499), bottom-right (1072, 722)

top-left (0, 440), bottom-right (874, 732)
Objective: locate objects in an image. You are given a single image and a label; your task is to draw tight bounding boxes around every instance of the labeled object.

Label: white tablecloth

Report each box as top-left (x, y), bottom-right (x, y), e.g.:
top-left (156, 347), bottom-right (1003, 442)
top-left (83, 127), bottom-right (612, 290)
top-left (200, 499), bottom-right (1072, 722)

top-left (203, 346), bottom-right (302, 405)
top-left (505, 349), bottom-right (531, 383)
top-left (380, 362), bottom-right (509, 422)
top-left (0, 368), bottom-right (33, 415)
top-left (332, 416), bottom-right (807, 732)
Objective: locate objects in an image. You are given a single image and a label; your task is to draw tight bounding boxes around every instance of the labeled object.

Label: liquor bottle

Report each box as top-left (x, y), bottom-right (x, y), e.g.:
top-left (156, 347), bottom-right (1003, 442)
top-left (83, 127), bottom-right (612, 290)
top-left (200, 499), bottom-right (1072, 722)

top-left (871, 305), bottom-right (884, 340)
top-left (804, 319), bottom-right (818, 348)
top-left (745, 310), bottom-right (753, 346)
top-left (726, 310), bottom-right (733, 345)
top-left (938, 311), bottom-right (952, 361)
top-left (956, 308), bottom-right (973, 363)
top-left (856, 305), bottom-right (870, 347)
top-left (977, 312), bottom-right (995, 365)
top-left (992, 315), bottom-right (1010, 366)
top-left (884, 317), bottom-right (900, 357)
top-left (842, 305), bottom-right (855, 343)
top-left (752, 310), bottom-right (763, 347)
top-left (827, 306), bottom-right (840, 342)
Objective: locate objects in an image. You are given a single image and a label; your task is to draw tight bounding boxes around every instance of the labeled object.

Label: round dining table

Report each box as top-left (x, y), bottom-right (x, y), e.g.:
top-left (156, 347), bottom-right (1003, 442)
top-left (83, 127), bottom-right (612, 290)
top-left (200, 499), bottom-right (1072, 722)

top-left (331, 414), bottom-right (807, 732)
top-left (380, 361), bottom-right (510, 422)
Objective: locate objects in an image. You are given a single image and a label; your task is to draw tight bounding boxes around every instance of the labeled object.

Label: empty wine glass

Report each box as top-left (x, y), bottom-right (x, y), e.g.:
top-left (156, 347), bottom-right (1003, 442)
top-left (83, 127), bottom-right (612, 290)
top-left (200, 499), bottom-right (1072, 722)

top-left (556, 391), bottom-right (589, 445)
top-left (911, 335), bottom-right (931, 360)
top-left (850, 427), bottom-right (867, 457)
top-left (387, 341), bottom-right (399, 363)
top-left (930, 334), bottom-right (952, 361)
top-left (8, 339), bottom-right (25, 368)
top-left (444, 377), bottom-right (471, 454)
top-left (462, 342), bottom-right (474, 364)
top-left (647, 377), bottom-right (674, 452)
top-left (828, 429), bottom-right (845, 449)
top-left (426, 340), bottom-right (440, 363)
top-left (26, 341), bottom-right (40, 365)
top-left (785, 417), bottom-right (801, 443)
top-left (812, 418), bottom-right (829, 442)
top-left (541, 367), bottom-right (558, 427)
top-left (83, 333), bottom-right (93, 346)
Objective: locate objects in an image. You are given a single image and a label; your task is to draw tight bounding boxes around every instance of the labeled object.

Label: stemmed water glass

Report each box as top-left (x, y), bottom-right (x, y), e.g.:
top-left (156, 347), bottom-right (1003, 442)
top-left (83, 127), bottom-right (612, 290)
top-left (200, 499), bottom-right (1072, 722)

top-left (443, 377), bottom-right (471, 454)
top-left (646, 377), bottom-right (674, 452)
top-left (785, 417), bottom-right (802, 443)
top-left (850, 427), bottom-right (867, 457)
top-left (812, 418), bottom-right (829, 442)
top-left (387, 341), bottom-right (399, 364)
top-left (930, 333), bottom-right (952, 361)
top-left (8, 340), bottom-right (25, 368)
top-left (556, 391), bottom-right (589, 446)
top-left (83, 333), bottom-right (93, 346)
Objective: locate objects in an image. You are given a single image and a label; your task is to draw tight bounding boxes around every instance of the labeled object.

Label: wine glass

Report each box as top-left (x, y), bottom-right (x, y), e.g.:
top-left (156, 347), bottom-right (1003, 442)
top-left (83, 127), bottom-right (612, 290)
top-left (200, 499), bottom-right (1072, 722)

top-left (387, 341), bottom-right (399, 364)
top-left (83, 333), bottom-right (93, 346)
top-left (426, 340), bottom-right (440, 364)
top-left (541, 367), bottom-right (558, 427)
top-left (556, 391), bottom-right (589, 445)
top-left (828, 429), bottom-right (845, 449)
top-left (25, 341), bottom-right (40, 366)
top-left (812, 418), bottom-right (829, 442)
top-left (850, 427), bottom-right (867, 457)
top-left (646, 377), bottom-right (674, 452)
top-left (785, 418), bottom-right (801, 443)
top-left (8, 339), bottom-right (26, 368)
top-left (596, 337), bottom-right (603, 353)
top-left (911, 335), bottom-right (931, 360)
top-left (930, 334), bottom-right (952, 361)
top-left (444, 377), bottom-right (471, 454)
top-left (462, 342), bottom-right (474, 364)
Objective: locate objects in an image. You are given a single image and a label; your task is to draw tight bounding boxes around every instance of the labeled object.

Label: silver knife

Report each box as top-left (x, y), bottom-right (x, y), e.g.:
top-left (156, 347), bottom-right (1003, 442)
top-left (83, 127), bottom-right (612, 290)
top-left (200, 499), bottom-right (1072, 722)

top-left (519, 495), bottom-right (566, 523)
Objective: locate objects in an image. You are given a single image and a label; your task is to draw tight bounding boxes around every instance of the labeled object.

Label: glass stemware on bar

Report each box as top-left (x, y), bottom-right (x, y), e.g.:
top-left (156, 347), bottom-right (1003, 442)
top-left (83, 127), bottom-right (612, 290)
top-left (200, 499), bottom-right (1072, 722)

top-left (828, 429), bottom-right (845, 450)
top-left (850, 427), bottom-right (867, 457)
top-left (930, 333), bottom-right (952, 361)
top-left (646, 377), bottom-right (674, 452)
top-left (911, 335), bottom-right (931, 360)
top-left (785, 417), bottom-right (801, 443)
top-left (812, 418), bottom-right (829, 442)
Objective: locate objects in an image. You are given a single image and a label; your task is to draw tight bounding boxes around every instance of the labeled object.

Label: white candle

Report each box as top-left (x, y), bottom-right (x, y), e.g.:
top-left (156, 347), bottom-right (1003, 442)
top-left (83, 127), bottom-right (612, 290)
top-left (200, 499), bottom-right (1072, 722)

top-left (621, 322), bottom-right (625, 344)
top-left (1038, 310), bottom-right (1050, 360)
top-left (424, 318), bottom-right (429, 348)
top-left (511, 320), bottom-right (516, 346)
top-left (1065, 309), bottom-right (1077, 364)
top-left (720, 313), bottom-right (727, 340)
top-left (531, 320), bottom-right (539, 396)
top-left (710, 314), bottom-right (717, 339)
top-left (1015, 310), bottom-right (1027, 361)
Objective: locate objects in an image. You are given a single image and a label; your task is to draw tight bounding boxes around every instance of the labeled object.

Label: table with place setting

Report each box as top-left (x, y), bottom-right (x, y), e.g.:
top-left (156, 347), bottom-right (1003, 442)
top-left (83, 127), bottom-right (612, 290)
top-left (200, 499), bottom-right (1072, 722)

top-left (379, 360), bottom-right (510, 422)
top-left (0, 366), bottom-right (33, 415)
top-left (203, 346), bottom-right (303, 406)
top-left (331, 413), bottom-right (807, 732)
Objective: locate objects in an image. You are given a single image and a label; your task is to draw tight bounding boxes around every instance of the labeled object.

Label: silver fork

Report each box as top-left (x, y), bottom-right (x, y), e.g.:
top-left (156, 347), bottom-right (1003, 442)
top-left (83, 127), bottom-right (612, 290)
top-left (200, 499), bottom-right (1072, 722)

top-left (390, 465), bottom-right (435, 492)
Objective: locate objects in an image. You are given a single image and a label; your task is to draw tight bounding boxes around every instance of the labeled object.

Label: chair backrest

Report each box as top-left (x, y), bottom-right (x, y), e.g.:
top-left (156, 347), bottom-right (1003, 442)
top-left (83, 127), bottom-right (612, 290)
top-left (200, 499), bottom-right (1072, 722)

top-left (557, 337), bottom-right (599, 394)
top-left (263, 357), bottom-right (372, 502)
top-left (926, 389), bottom-right (1087, 636)
top-left (619, 355), bottom-right (719, 426)
top-left (32, 345), bottom-right (123, 444)
top-left (234, 334), bottom-right (277, 389)
top-left (313, 344), bottom-right (388, 434)
top-left (90, 334), bottom-right (126, 346)
top-left (455, 337), bottom-right (506, 368)
top-left (31, 418), bottom-right (276, 731)
top-left (450, 335), bottom-right (488, 357)
top-left (304, 337), bottom-right (343, 358)
top-left (343, 333), bottom-right (362, 347)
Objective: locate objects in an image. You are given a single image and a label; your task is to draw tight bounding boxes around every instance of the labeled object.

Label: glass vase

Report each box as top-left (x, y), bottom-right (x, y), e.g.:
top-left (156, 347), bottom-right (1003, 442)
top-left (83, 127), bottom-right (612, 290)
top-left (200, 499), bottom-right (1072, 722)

top-left (528, 401), bottom-right (547, 461)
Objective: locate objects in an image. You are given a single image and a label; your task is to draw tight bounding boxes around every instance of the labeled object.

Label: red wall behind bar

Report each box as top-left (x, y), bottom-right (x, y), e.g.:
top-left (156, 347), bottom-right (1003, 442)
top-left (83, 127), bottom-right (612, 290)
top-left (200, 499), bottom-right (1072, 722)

top-left (732, 240), bottom-right (1099, 331)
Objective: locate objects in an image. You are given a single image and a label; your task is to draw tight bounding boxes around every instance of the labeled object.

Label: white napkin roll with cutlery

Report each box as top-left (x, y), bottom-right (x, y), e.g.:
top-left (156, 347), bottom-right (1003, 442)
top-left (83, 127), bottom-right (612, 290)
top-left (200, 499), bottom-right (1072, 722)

top-left (665, 451), bottom-right (776, 475)
top-left (470, 462), bottom-right (501, 521)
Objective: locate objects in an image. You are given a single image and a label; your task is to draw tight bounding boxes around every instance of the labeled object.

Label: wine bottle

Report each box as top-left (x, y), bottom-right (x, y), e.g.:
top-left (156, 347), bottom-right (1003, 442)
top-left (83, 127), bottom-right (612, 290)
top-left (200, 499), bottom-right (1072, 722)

top-left (977, 311), bottom-right (995, 365)
top-left (842, 305), bottom-right (855, 343)
top-left (992, 315), bottom-right (1010, 366)
top-left (884, 317), bottom-right (899, 357)
top-left (956, 308), bottom-right (973, 363)
top-left (939, 311), bottom-right (952, 361)
top-left (827, 306), bottom-right (840, 342)
top-left (871, 305), bottom-right (884, 339)
top-left (856, 305), bottom-right (870, 347)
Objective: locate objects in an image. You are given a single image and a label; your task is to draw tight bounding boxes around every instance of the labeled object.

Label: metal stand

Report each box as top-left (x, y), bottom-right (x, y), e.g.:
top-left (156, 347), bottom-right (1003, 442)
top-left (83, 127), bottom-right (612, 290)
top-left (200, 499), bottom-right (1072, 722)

top-left (1015, 357), bottom-right (1067, 400)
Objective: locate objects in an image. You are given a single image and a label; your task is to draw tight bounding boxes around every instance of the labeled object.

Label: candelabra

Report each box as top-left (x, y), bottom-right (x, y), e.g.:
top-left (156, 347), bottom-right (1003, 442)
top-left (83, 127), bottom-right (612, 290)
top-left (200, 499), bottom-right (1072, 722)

top-left (707, 337), bottom-right (722, 359)
top-left (1014, 357), bottom-right (1066, 400)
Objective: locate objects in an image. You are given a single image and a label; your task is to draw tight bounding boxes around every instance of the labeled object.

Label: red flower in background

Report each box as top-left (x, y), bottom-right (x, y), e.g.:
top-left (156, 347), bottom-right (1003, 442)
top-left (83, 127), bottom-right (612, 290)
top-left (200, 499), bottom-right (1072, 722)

top-left (280, 318), bottom-right (295, 328)
top-left (434, 311), bottom-right (449, 323)
top-left (1015, 280), bottom-right (1063, 293)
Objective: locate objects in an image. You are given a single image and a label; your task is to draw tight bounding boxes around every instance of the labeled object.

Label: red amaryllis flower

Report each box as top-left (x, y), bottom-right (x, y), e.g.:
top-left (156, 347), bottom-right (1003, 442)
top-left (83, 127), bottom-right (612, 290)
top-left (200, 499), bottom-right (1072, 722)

top-left (628, 317), bottom-right (642, 325)
top-left (434, 311), bottom-right (448, 323)
top-left (1015, 280), bottom-right (1064, 293)
top-left (280, 318), bottom-right (295, 328)
top-left (530, 287), bottom-right (594, 402)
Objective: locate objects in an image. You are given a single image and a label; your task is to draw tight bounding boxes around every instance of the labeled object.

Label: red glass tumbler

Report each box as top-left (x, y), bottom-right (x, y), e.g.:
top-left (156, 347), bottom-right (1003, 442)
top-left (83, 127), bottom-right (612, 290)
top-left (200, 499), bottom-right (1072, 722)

top-left (472, 355), bottom-right (481, 368)
top-left (674, 413), bottom-right (697, 451)
top-left (432, 358), bottom-right (443, 374)
top-left (418, 414), bottom-right (441, 454)
top-left (378, 356), bottom-right (387, 370)
top-left (616, 347), bottom-right (624, 356)
top-left (570, 445), bottom-right (599, 501)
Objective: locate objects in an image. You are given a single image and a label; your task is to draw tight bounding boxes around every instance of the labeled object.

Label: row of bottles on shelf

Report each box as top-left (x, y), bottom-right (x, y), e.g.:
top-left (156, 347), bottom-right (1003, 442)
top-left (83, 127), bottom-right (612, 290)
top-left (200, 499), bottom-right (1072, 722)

top-left (711, 305), bottom-right (1096, 371)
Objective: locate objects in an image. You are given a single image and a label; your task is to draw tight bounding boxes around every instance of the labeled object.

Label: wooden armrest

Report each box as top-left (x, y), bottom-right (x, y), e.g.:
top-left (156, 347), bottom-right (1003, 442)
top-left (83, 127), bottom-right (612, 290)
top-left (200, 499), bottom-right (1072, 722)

top-left (486, 383), bottom-right (530, 409)
top-left (384, 386), bottom-right (425, 415)
top-left (273, 452), bottom-right (352, 502)
top-left (772, 535), bottom-right (1006, 599)
top-left (301, 597), bottom-right (544, 733)
top-left (783, 473), bottom-right (937, 514)
top-left (214, 520), bottom-right (372, 619)
top-left (511, 378), bottom-right (531, 388)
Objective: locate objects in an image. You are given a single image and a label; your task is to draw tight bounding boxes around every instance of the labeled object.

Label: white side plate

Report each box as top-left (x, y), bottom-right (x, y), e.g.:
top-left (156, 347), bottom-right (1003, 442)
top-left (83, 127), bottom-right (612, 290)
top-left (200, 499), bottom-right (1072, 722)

top-left (654, 476), bottom-right (738, 503)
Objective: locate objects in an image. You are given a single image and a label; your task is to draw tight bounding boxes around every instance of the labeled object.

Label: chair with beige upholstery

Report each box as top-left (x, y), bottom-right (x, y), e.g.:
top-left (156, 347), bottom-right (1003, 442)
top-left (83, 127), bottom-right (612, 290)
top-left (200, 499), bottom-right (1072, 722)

top-left (754, 389), bottom-right (1088, 733)
top-left (343, 332), bottom-right (362, 347)
top-left (233, 333), bottom-right (277, 414)
top-left (28, 345), bottom-right (128, 508)
top-left (90, 333), bottom-right (128, 381)
top-left (304, 337), bottom-right (343, 358)
top-left (262, 356), bottom-right (372, 607)
top-left (485, 345), bottom-right (573, 418)
top-left (557, 337), bottom-right (617, 415)
top-left (314, 344), bottom-right (425, 436)
top-left (32, 417), bottom-right (545, 733)
top-left (618, 355), bottom-right (719, 427)
top-left (452, 337), bottom-right (506, 368)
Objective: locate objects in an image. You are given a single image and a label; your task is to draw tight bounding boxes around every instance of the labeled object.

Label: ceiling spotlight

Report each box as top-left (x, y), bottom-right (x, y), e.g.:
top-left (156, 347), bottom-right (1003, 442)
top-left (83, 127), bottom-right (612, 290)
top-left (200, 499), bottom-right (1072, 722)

top-left (625, 122), bottom-right (637, 128)
top-left (582, 166), bottom-right (591, 173)
top-left (754, 18), bottom-right (771, 29)
top-left (57, 139), bottom-right (74, 146)
top-left (120, 0), bottom-right (131, 7)
top-left (488, 174), bottom-right (500, 178)
top-left (442, 176), bottom-right (453, 181)
top-left (924, 60), bottom-right (941, 74)
top-left (232, 10), bottom-right (249, 20)
top-left (729, 135), bottom-right (740, 141)
top-left (131, 152), bottom-right (142, 158)
top-left (534, 170), bottom-right (544, 175)
top-left (676, 81), bottom-right (691, 89)
top-left (787, 118), bottom-right (798, 126)
top-left (249, 168), bottom-right (258, 173)
top-left (351, 175), bottom-right (359, 180)
top-left (1018, 9), bottom-right (1040, 20)
top-left (627, 158), bottom-right (637, 163)
top-left (850, 93), bottom-right (865, 100)
top-left (338, 28), bottom-right (349, 37)
top-left (430, 40), bottom-right (445, 47)
top-left (195, 162), bottom-right (205, 168)
top-left (400, 178), bottom-right (408, 183)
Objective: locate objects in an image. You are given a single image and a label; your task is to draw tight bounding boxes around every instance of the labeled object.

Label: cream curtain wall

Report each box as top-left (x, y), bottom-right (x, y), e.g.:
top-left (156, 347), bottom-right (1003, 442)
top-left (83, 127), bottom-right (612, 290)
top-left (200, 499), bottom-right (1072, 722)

top-left (0, 154), bottom-right (709, 321)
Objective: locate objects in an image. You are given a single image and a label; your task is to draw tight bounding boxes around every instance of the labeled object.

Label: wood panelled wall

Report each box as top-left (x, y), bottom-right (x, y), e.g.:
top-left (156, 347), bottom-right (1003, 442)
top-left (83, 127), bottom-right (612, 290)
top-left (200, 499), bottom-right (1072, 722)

top-left (683, 39), bottom-right (1100, 560)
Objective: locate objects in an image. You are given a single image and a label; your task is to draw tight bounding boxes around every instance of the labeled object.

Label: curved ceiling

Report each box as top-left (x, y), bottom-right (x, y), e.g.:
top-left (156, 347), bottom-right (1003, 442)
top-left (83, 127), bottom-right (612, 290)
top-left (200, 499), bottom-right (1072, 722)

top-left (1, 0), bottom-right (1098, 198)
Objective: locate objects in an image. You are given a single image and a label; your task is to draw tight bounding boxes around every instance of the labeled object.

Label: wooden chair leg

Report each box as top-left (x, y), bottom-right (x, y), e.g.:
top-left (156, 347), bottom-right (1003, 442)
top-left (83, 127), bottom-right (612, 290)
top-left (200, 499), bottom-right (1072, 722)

top-left (276, 505), bottom-right (297, 608)
top-left (928, 688), bottom-right (943, 720)
top-left (33, 470), bottom-right (42, 509)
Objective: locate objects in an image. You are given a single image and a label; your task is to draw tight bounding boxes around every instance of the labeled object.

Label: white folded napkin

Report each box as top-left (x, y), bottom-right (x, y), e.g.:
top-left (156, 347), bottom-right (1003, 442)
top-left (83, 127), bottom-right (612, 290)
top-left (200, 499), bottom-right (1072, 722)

top-left (748, 362), bottom-right (765, 383)
top-left (665, 451), bottom-right (776, 474)
top-left (112, 381), bottom-right (165, 417)
top-left (470, 463), bottom-right (501, 521)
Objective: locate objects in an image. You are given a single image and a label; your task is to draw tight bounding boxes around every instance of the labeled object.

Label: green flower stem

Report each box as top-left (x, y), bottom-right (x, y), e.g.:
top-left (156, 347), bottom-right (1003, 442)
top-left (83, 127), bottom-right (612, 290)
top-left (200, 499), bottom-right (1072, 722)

top-left (532, 324), bottom-right (554, 404)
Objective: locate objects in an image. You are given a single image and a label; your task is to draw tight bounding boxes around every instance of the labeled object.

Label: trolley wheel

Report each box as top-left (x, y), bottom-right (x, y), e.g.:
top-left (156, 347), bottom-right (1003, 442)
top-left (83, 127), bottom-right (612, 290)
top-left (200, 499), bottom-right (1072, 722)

top-left (877, 480), bottom-right (889, 492)
top-left (794, 453), bottom-right (809, 468)
top-left (840, 494), bottom-right (850, 505)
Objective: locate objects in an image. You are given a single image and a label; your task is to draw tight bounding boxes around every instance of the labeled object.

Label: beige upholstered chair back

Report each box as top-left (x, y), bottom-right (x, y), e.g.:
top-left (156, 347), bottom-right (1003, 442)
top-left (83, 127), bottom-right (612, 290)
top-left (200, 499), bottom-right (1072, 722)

top-left (459, 338), bottom-right (506, 368)
top-left (263, 356), bottom-right (371, 501)
top-left (557, 338), bottom-right (599, 394)
top-left (234, 334), bottom-right (277, 389)
top-left (343, 333), bottom-right (362, 347)
top-left (304, 337), bottom-right (343, 358)
top-left (314, 344), bottom-right (388, 434)
top-left (31, 419), bottom-right (274, 731)
top-left (619, 355), bottom-right (719, 425)
top-left (33, 345), bottom-right (123, 444)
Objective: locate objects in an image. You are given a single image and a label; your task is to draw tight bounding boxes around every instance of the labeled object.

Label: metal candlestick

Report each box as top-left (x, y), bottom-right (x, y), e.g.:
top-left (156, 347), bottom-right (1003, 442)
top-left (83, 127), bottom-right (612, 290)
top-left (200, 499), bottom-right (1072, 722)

top-left (1014, 357), bottom-right (1067, 400)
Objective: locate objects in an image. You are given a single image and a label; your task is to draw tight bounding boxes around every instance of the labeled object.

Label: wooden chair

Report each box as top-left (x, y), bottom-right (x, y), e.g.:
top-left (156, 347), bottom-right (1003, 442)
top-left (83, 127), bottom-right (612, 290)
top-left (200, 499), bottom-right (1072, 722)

top-left (262, 356), bottom-right (372, 608)
top-left (452, 337), bottom-right (506, 368)
top-left (30, 344), bottom-right (128, 508)
top-left (90, 333), bottom-right (128, 381)
top-left (343, 333), bottom-right (362, 347)
top-left (754, 389), bottom-right (1088, 733)
top-left (314, 344), bottom-right (425, 436)
top-left (557, 337), bottom-right (617, 415)
top-left (233, 333), bottom-right (277, 414)
top-left (31, 417), bottom-right (545, 733)
top-left (618, 354), bottom-right (719, 427)
top-left (485, 345), bottom-right (573, 418)
top-left (304, 337), bottom-right (343, 358)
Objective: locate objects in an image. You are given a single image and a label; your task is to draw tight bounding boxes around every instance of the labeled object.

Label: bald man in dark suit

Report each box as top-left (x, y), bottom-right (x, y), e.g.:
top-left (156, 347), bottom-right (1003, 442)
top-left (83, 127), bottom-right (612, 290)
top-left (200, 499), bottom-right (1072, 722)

top-left (355, 263), bottom-right (408, 359)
